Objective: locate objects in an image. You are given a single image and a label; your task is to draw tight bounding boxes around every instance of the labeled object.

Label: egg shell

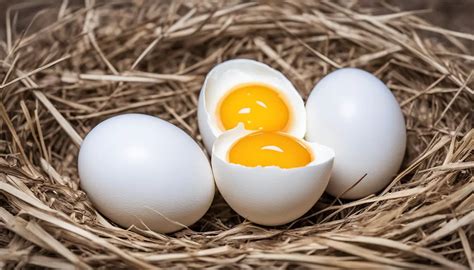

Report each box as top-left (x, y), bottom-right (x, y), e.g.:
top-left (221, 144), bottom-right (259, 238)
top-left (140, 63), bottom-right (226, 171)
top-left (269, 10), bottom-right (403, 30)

top-left (78, 114), bottom-right (215, 233)
top-left (198, 59), bottom-right (306, 152)
top-left (305, 68), bottom-right (406, 199)
top-left (212, 126), bottom-right (334, 226)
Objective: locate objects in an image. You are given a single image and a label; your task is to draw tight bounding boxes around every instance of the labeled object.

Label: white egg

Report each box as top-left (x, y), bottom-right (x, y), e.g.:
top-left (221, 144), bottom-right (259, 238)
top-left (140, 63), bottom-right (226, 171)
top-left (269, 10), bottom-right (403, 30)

top-left (305, 68), bottom-right (406, 199)
top-left (211, 126), bottom-right (334, 225)
top-left (198, 59), bottom-right (306, 152)
top-left (78, 114), bottom-right (215, 233)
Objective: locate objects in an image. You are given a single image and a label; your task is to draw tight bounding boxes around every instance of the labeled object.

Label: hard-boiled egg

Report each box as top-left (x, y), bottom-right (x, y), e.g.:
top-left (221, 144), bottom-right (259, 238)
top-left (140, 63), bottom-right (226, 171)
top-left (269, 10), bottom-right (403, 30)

top-left (78, 114), bottom-right (215, 233)
top-left (211, 125), bottom-right (334, 226)
top-left (306, 68), bottom-right (406, 199)
top-left (198, 59), bottom-right (306, 152)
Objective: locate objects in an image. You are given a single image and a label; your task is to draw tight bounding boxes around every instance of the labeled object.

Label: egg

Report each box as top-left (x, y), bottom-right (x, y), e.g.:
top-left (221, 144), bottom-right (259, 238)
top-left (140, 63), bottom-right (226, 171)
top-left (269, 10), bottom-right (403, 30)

top-left (198, 59), bottom-right (306, 152)
top-left (212, 125), bottom-right (334, 225)
top-left (78, 114), bottom-right (215, 233)
top-left (305, 68), bottom-right (406, 199)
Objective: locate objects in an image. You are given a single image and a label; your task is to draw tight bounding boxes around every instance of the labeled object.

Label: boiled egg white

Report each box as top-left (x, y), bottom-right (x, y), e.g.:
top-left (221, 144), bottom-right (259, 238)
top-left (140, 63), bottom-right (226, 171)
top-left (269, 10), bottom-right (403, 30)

top-left (306, 68), bottom-right (406, 199)
top-left (211, 125), bottom-right (334, 226)
top-left (78, 114), bottom-right (215, 233)
top-left (197, 59), bottom-right (306, 152)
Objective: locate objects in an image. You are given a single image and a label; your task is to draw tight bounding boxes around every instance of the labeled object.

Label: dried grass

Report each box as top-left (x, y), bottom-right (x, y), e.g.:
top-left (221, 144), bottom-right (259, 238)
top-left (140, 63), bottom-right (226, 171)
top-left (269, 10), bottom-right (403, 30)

top-left (0, 0), bottom-right (473, 269)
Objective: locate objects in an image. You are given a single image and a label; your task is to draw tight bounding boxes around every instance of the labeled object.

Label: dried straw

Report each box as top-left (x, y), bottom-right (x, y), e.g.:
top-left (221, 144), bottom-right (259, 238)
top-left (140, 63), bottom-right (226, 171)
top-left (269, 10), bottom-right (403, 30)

top-left (0, 1), bottom-right (472, 269)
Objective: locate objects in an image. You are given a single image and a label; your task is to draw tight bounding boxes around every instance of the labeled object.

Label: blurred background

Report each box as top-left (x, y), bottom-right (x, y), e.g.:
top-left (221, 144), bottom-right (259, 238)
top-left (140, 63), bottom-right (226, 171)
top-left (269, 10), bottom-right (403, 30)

top-left (391, 0), bottom-right (473, 34)
top-left (0, 0), bottom-right (473, 43)
top-left (366, 0), bottom-right (473, 34)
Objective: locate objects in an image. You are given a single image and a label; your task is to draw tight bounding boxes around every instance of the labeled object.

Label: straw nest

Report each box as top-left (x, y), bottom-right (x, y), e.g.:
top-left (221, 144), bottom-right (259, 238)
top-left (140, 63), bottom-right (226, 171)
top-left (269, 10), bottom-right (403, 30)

top-left (0, 1), bottom-right (473, 269)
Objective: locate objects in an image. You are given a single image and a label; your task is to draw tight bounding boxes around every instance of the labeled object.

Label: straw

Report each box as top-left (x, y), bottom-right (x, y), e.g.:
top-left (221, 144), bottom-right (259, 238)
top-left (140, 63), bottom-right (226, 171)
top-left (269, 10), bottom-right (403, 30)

top-left (0, 1), bottom-right (472, 268)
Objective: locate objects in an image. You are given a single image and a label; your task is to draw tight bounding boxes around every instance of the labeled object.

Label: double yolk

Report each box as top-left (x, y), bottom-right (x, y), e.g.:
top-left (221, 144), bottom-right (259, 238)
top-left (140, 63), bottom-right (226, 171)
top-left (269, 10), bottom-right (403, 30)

top-left (217, 83), bottom-right (312, 169)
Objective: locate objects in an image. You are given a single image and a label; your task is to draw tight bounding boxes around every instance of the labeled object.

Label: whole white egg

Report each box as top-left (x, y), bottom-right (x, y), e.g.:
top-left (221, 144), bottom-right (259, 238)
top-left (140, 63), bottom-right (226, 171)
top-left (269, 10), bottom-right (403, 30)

top-left (305, 68), bottom-right (406, 199)
top-left (78, 114), bottom-right (215, 233)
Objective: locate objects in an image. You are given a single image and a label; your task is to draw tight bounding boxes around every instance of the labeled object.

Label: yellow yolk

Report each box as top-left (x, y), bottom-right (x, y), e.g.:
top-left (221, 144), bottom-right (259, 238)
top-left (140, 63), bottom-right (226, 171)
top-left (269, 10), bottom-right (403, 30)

top-left (228, 131), bottom-right (313, 169)
top-left (218, 83), bottom-right (290, 131)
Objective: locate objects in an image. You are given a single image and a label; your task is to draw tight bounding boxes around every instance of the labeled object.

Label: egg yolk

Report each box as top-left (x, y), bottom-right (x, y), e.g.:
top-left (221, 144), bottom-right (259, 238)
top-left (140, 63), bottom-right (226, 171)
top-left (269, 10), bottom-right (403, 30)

top-left (228, 131), bottom-right (312, 169)
top-left (218, 83), bottom-right (290, 131)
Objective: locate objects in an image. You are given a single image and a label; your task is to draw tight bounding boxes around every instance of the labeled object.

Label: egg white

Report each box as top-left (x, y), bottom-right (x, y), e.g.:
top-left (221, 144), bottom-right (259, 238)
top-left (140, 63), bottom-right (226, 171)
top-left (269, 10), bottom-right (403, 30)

top-left (198, 59), bottom-right (306, 152)
top-left (211, 125), bottom-right (334, 226)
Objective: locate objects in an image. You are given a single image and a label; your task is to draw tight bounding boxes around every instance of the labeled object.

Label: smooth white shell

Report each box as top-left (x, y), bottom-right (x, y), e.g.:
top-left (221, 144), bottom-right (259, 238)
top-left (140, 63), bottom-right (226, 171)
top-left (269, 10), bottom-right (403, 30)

top-left (306, 68), bottom-right (406, 199)
top-left (198, 59), bottom-right (306, 153)
top-left (212, 126), bottom-right (334, 226)
top-left (78, 114), bottom-right (215, 233)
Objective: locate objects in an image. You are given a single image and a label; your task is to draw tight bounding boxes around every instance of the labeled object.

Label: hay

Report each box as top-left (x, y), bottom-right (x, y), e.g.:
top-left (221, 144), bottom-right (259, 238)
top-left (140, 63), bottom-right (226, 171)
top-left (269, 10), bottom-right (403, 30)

top-left (0, 0), bottom-right (472, 268)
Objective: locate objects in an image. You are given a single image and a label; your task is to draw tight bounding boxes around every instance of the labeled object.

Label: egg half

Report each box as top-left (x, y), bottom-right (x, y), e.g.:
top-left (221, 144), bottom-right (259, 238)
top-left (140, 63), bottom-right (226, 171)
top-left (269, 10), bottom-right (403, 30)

top-left (78, 114), bottom-right (215, 233)
top-left (212, 125), bottom-right (334, 226)
top-left (306, 68), bottom-right (406, 199)
top-left (198, 59), bottom-right (306, 152)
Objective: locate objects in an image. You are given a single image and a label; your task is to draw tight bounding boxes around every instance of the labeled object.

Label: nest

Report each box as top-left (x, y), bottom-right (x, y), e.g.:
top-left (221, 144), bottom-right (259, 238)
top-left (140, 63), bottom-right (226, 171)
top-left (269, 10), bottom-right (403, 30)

top-left (0, 1), bottom-right (472, 269)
